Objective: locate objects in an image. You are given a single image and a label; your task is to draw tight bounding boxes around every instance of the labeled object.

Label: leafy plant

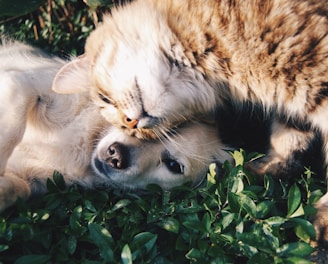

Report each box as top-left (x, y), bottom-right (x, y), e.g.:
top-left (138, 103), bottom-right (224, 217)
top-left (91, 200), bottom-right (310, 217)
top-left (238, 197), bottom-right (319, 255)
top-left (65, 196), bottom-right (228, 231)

top-left (0, 0), bottom-right (117, 56)
top-left (0, 150), bottom-right (324, 263)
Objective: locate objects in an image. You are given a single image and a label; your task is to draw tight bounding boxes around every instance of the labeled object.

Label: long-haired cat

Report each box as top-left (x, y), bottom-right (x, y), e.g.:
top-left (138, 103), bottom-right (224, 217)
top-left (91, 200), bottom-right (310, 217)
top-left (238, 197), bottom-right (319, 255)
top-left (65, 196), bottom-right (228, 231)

top-left (52, 0), bottom-right (328, 243)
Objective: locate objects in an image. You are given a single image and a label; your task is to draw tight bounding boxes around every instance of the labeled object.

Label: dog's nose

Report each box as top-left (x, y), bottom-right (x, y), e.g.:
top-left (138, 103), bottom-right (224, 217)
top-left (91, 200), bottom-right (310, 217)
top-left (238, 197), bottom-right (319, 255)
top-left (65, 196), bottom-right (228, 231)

top-left (123, 116), bottom-right (138, 129)
top-left (106, 142), bottom-right (128, 169)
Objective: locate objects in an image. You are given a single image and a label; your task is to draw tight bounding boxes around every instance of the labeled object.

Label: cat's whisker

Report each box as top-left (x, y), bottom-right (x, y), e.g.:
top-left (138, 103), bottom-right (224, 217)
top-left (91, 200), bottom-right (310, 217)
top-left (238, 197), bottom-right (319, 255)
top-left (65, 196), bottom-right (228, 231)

top-left (162, 127), bottom-right (216, 165)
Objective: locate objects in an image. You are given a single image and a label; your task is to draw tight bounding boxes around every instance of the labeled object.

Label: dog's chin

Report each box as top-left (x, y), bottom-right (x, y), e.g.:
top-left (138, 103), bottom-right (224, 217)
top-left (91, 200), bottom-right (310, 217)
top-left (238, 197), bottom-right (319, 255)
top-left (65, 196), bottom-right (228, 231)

top-left (92, 157), bottom-right (123, 185)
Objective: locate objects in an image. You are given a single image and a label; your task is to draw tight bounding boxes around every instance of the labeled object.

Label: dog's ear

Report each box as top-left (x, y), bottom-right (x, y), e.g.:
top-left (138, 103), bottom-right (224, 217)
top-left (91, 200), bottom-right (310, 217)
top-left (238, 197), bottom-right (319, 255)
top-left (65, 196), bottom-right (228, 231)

top-left (52, 54), bottom-right (90, 94)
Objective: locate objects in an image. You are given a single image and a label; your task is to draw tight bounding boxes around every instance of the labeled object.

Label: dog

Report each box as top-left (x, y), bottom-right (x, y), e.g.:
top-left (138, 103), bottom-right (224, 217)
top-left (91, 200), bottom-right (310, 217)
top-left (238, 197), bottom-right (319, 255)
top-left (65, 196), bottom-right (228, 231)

top-left (0, 40), bottom-right (232, 211)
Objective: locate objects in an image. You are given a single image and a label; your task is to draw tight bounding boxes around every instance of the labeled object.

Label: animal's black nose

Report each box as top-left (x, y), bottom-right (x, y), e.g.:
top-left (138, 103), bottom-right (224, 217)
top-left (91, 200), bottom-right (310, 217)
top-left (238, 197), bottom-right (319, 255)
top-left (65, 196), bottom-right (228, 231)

top-left (106, 142), bottom-right (128, 169)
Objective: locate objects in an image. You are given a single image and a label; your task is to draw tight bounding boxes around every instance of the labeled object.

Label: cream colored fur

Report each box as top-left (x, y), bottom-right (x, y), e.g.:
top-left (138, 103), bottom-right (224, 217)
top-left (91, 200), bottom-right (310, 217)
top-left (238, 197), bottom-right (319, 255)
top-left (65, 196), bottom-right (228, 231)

top-left (0, 40), bottom-right (231, 211)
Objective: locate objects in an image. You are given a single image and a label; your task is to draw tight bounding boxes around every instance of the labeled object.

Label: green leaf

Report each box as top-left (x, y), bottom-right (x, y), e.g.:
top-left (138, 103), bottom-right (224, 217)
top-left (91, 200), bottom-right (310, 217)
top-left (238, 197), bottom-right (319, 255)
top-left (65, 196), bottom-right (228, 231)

top-left (263, 174), bottom-right (276, 197)
top-left (84, 0), bottom-right (113, 9)
top-left (14, 255), bottom-right (51, 264)
top-left (202, 213), bottom-right (211, 233)
top-left (121, 244), bottom-right (132, 264)
top-left (287, 184), bottom-right (301, 217)
top-left (111, 199), bottom-right (131, 212)
top-left (265, 216), bottom-right (287, 226)
top-left (182, 218), bottom-right (203, 232)
top-left (88, 223), bottom-right (114, 262)
top-left (238, 193), bottom-right (257, 217)
top-left (207, 163), bottom-right (217, 184)
top-left (0, 244), bottom-right (9, 252)
top-left (43, 193), bottom-right (62, 209)
top-left (232, 149), bottom-right (245, 166)
top-left (230, 176), bottom-right (244, 193)
top-left (262, 223), bottom-right (279, 250)
top-left (69, 207), bottom-right (84, 233)
top-left (130, 232), bottom-right (157, 254)
top-left (46, 178), bottom-right (59, 193)
top-left (185, 248), bottom-right (202, 260)
top-left (68, 235), bottom-right (77, 255)
top-left (290, 218), bottom-right (316, 241)
top-left (277, 242), bottom-right (314, 258)
top-left (236, 221), bottom-right (244, 236)
top-left (84, 200), bottom-right (97, 213)
top-left (221, 213), bottom-right (235, 230)
top-left (256, 200), bottom-right (274, 218)
top-left (0, 0), bottom-right (46, 17)
top-left (52, 171), bottom-right (66, 190)
top-left (158, 217), bottom-right (180, 234)
top-left (247, 252), bottom-right (273, 264)
top-left (309, 189), bottom-right (324, 205)
top-left (238, 227), bottom-right (274, 255)
top-left (284, 257), bottom-right (313, 264)
top-left (227, 192), bottom-right (241, 213)
top-left (289, 204), bottom-right (305, 218)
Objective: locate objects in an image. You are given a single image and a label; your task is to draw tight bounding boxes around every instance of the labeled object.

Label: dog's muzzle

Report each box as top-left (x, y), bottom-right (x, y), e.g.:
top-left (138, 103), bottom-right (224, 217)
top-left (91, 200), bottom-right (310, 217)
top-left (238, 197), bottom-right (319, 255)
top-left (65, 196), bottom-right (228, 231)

top-left (94, 142), bottom-right (130, 176)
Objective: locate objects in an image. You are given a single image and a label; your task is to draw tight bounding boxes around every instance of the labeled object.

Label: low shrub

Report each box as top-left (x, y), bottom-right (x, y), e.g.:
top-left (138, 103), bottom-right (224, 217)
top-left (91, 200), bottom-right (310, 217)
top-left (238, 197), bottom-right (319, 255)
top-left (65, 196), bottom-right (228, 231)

top-left (0, 150), bottom-right (324, 263)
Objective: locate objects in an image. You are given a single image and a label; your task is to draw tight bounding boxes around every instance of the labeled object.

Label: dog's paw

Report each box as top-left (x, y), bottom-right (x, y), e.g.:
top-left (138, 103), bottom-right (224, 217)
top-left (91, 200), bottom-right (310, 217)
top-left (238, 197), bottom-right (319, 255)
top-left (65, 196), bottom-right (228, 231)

top-left (314, 193), bottom-right (328, 247)
top-left (0, 175), bottom-right (30, 212)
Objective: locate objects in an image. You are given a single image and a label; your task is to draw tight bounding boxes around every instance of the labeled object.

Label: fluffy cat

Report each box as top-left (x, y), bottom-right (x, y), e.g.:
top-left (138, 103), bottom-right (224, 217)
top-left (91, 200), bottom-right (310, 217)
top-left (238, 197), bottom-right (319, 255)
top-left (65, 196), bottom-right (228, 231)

top-left (53, 0), bottom-right (328, 243)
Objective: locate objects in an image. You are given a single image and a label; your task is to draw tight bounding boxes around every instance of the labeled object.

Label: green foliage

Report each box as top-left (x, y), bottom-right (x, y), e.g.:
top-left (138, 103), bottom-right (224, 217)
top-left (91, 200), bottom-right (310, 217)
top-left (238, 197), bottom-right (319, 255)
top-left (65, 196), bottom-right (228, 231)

top-left (0, 2), bottom-right (326, 262)
top-left (0, 150), bottom-right (324, 263)
top-left (0, 0), bottom-right (47, 17)
top-left (0, 0), bottom-right (117, 56)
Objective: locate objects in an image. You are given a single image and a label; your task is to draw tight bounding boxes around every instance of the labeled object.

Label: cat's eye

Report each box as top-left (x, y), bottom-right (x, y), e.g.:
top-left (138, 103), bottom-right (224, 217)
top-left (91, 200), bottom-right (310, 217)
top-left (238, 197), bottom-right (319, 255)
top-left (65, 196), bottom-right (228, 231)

top-left (98, 93), bottom-right (113, 105)
top-left (163, 158), bottom-right (184, 174)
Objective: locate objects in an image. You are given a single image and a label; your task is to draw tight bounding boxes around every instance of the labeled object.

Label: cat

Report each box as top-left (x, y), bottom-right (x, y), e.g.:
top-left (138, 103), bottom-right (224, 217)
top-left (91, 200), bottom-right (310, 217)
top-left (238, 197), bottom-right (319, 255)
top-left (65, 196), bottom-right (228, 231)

top-left (0, 39), bottom-right (233, 211)
top-left (52, 0), bottom-right (328, 243)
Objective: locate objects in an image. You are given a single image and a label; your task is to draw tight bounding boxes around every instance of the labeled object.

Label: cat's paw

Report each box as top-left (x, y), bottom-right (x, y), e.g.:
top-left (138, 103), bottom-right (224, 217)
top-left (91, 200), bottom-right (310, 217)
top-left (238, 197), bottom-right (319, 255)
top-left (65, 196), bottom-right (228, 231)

top-left (245, 155), bottom-right (305, 179)
top-left (314, 193), bottom-right (328, 247)
top-left (245, 156), bottom-right (287, 177)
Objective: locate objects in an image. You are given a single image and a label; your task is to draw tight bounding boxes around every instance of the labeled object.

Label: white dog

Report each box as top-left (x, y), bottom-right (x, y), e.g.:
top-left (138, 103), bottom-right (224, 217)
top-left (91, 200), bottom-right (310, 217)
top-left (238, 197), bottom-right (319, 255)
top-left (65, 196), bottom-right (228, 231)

top-left (0, 40), bottom-right (231, 211)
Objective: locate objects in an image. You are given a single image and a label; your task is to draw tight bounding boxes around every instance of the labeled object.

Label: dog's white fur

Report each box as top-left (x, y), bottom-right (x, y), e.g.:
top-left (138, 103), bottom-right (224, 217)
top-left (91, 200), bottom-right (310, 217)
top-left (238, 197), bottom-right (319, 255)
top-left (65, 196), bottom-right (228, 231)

top-left (0, 40), bottom-right (231, 211)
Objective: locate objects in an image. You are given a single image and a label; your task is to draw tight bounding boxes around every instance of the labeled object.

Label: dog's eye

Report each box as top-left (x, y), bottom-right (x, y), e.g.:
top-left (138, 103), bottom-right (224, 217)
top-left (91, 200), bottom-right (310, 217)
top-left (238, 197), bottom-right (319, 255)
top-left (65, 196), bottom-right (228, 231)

top-left (98, 93), bottom-right (113, 105)
top-left (163, 159), bottom-right (184, 174)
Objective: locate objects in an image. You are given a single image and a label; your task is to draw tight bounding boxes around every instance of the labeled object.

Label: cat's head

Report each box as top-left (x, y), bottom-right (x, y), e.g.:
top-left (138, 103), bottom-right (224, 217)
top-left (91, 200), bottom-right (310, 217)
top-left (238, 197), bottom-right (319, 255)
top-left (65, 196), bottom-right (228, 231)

top-left (53, 4), bottom-right (217, 139)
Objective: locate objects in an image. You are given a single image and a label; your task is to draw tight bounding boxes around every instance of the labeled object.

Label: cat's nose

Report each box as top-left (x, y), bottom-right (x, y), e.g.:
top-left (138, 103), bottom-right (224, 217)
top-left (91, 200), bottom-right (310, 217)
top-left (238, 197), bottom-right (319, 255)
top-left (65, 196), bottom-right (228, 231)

top-left (123, 116), bottom-right (138, 129)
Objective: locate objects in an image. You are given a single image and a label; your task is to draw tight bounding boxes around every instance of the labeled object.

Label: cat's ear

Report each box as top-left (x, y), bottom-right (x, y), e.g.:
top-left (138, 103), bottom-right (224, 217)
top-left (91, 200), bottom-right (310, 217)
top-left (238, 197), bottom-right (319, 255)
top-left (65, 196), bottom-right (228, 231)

top-left (52, 54), bottom-right (90, 94)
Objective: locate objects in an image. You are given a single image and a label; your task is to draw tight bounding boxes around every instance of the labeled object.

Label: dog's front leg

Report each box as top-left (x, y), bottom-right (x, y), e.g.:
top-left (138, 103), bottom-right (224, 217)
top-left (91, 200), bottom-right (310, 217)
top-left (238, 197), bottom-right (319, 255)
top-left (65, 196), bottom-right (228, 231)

top-left (0, 71), bottom-right (35, 211)
top-left (0, 71), bottom-right (32, 175)
top-left (0, 172), bottom-right (30, 211)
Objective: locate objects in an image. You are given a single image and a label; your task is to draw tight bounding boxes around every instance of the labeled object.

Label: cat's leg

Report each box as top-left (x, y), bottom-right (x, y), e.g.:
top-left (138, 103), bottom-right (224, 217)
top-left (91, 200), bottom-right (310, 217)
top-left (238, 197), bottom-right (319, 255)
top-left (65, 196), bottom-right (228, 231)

top-left (314, 192), bottom-right (328, 246)
top-left (313, 137), bottom-right (328, 246)
top-left (247, 119), bottom-right (328, 245)
top-left (245, 118), bottom-right (315, 178)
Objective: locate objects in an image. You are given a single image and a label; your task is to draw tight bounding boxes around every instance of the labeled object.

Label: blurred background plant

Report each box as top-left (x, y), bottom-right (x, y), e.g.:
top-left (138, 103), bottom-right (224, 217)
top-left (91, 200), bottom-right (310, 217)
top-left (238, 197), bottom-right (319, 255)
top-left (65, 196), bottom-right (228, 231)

top-left (0, 0), bottom-right (129, 56)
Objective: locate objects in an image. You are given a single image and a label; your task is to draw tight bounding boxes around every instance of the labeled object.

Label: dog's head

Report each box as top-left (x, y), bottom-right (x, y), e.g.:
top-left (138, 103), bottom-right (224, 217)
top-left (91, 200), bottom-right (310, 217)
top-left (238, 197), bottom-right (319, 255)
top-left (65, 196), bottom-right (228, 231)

top-left (92, 122), bottom-right (232, 191)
